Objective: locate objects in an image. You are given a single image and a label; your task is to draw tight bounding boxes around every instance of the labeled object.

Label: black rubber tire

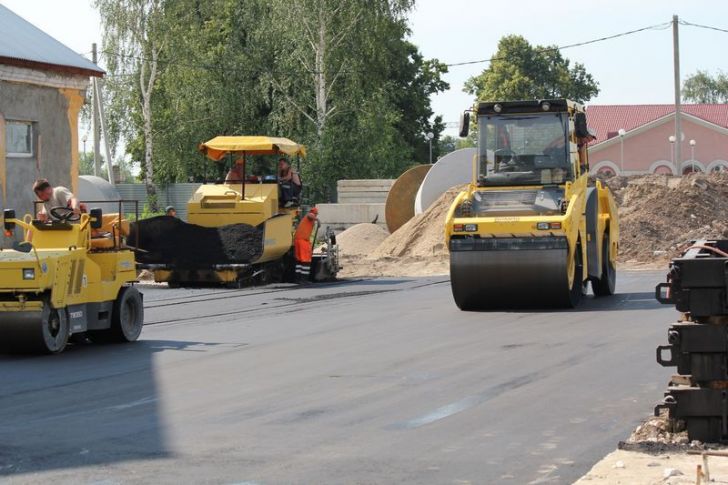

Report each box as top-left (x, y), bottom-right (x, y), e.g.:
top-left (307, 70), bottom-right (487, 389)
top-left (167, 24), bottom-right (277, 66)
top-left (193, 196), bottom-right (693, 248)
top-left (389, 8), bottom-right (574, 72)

top-left (593, 233), bottom-right (616, 297)
top-left (112, 286), bottom-right (144, 342)
top-left (565, 245), bottom-right (584, 308)
top-left (90, 287), bottom-right (144, 343)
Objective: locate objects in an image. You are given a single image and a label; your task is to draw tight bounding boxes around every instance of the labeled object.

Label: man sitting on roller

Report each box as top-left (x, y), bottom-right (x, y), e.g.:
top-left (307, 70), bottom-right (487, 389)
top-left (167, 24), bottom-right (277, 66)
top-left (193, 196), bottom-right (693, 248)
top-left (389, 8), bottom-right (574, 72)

top-left (278, 157), bottom-right (302, 207)
top-left (32, 178), bottom-right (85, 222)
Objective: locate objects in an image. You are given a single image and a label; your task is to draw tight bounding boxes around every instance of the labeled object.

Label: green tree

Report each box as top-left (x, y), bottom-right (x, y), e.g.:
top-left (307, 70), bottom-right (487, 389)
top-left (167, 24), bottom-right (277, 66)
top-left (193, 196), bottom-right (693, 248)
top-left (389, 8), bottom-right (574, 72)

top-left (464, 35), bottom-right (599, 103)
top-left (683, 70), bottom-right (728, 103)
top-left (95, 0), bottom-right (164, 208)
top-left (79, 152), bottom-right (97, 176)
top-left (438, 134), bottom-right (475, 156)
top-left (94, 0), bottom-right (448, 202)
top-left (267, 0), bottom-right (447, 198)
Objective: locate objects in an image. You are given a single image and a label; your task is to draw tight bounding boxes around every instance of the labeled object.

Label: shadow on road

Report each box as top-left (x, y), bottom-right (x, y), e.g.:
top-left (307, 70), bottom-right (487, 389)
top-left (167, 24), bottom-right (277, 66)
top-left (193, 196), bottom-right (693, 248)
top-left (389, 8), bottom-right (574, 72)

top-left (578, 291), bottom-right (664, 312)
top-left (459, 291), bottom-right (666, 313)
top-left (0, 339), bottom-right (221, 478)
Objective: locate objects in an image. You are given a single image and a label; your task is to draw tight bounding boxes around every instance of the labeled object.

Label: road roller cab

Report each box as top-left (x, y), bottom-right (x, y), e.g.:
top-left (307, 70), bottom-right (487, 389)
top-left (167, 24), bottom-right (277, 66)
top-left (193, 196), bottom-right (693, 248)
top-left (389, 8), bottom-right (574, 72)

top-left (0, 205), bottom-right (143, 353)
top-left (446, 99), bottom-right (619, 310)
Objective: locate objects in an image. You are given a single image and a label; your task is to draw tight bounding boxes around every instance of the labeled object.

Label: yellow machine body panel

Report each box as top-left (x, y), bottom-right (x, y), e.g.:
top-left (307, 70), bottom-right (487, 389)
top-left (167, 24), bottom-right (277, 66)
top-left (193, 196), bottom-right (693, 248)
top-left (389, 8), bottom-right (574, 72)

top-left (445, 99), bottom-right (619, 310)
top-left (259, 213), bottom-right (295, 263)
top-left (187, 182), bottom-right (280, 228)
top-left (0, 215), bottom-right (137, 310)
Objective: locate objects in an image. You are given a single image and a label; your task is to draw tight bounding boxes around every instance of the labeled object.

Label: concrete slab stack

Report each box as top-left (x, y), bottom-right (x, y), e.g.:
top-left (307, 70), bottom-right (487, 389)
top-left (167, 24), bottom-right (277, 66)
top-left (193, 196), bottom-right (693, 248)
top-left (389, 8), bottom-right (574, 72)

top-left (317, 179), bottom-right (393, 232)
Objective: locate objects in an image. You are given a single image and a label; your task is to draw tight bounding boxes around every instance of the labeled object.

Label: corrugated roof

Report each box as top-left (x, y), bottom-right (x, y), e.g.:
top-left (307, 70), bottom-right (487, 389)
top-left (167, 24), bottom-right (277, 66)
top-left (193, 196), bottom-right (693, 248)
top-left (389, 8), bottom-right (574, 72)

top-left (587, 104), bottom-right (728, 144)
top-left (0, 4), bottom-right (103, 77)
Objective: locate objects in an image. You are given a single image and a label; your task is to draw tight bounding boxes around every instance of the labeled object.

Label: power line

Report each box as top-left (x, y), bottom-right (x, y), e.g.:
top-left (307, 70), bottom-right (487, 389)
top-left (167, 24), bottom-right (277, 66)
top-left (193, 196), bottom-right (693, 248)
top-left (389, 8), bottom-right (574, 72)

top-left (95, 20), bottom-right (673, 76)
top-left (444, 21), bottom-right (672, 67)
top-left (680, 19), bottom-right (728, 34)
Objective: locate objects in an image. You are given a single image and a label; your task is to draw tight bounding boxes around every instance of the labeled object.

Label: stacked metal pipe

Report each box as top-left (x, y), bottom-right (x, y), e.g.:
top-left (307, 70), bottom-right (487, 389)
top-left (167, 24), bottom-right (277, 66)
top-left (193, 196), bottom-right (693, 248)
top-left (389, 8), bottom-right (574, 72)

top-left (655, 240), bottom-right (728, 443)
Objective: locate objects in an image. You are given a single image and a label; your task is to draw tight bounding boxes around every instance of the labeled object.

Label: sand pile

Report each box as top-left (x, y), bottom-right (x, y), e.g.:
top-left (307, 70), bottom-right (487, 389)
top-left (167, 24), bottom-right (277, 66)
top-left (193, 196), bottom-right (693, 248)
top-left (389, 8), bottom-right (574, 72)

top-left (339, 186), bottom-right (464, 278)
top-left (608, 172), bottom-right (728, 263)
top-left (371, 185), bottom-right (465, 259)
top-left (336, 223), bottom-right (389, 256)
top-left (130, 216), bottom-right (264, 266)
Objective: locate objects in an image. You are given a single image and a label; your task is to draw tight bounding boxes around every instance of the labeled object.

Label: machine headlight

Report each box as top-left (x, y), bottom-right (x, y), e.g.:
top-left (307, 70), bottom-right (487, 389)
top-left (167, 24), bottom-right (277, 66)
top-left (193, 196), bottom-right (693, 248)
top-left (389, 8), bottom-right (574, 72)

top-left (22, 268), bottom-right (35, 280)
top-left (536, 222), bottom-right (562, 230)
top-left (541, 101), bottom-right (551, 111)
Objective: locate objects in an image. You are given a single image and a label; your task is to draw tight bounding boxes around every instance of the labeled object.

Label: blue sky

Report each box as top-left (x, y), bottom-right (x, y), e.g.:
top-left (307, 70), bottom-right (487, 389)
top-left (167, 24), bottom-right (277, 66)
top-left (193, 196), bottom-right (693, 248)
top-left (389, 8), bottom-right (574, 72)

top-left (410, 0), bottom-right (728, 132)
top-left (3, 0), bottom-right (727, 136)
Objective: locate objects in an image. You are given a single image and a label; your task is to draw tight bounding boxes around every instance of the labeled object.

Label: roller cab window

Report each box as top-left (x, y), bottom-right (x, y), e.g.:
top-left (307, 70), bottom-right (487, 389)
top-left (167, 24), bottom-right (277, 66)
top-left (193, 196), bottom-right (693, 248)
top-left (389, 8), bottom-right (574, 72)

top-left (477, 113), bottom-right (570, 186)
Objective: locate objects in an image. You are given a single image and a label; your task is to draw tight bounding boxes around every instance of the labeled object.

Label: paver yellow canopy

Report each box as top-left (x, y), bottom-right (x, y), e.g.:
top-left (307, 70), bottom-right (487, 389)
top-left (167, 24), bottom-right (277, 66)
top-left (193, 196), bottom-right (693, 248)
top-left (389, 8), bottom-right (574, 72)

top-left (445, 99), bottom-right (619, 310)
top-left (0, 205), bottom-right (143, 353)
top-left (198, 136), bottom-right (307, 160)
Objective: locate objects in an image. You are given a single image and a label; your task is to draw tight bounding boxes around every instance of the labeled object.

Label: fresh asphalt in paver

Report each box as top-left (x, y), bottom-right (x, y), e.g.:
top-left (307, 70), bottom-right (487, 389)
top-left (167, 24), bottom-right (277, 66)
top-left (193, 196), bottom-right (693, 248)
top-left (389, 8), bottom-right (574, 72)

top-left (0, 270), bottom-right (673, 484)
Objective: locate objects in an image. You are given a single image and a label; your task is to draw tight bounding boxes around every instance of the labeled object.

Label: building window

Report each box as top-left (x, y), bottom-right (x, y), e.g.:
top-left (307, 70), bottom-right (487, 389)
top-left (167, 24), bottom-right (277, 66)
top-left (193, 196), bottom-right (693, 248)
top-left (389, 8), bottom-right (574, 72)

top-left (6, 121), bottom-right (33, 157)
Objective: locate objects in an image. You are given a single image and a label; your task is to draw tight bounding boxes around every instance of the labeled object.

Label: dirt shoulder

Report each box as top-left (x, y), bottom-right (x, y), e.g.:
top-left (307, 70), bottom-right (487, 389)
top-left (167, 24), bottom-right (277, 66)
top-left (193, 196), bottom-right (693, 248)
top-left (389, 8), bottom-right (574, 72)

top-left (574, 449), bottom-right (728, 484)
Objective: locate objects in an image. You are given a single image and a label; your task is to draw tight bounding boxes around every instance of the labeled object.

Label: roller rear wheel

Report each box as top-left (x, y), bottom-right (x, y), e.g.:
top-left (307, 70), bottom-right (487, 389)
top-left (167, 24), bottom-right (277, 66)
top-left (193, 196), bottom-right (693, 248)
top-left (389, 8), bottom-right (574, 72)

top-left (593, 233), bottom-right (616, 297)
top-left (564, 246), bottom-right (584, 308)
top-left (89, 286), bottom-right (144, 343)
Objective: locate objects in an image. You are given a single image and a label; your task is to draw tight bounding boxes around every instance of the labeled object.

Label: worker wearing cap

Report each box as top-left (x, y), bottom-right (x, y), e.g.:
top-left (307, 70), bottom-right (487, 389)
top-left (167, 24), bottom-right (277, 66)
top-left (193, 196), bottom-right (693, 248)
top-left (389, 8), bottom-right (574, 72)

top-left (294, 207), bottom-right (318, 283)
top-left (165, 206), bottom-right (177, 218)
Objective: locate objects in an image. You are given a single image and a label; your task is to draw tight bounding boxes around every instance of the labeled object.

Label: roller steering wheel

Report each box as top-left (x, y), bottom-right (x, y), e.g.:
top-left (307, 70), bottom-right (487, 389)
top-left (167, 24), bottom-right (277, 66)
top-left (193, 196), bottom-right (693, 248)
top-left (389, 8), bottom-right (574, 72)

top-left (494, 148), bottom-right (518, 171)
top-left (494, 148), bottom-right (516, 159)
top-left (50, 206), bottom-right (81, 222)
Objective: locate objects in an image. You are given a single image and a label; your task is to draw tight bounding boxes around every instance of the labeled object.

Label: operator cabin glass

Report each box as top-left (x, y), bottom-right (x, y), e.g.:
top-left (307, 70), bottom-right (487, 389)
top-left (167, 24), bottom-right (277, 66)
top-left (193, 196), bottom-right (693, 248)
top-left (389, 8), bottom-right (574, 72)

top-left (477, 113), bottom-right (571, 186)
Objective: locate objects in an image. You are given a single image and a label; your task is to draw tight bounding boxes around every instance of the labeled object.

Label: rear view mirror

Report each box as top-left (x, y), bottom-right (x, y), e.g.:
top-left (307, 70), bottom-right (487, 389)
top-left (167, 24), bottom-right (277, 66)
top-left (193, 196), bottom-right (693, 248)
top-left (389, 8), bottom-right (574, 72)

top-left (3, 209), bottom-right (16, 231)
top-left (90, 208), bottom-right (103, 229)
top-left (459, 112), bottom-right (470, 138)
top-left (574, 112), bottom-right (589, 138)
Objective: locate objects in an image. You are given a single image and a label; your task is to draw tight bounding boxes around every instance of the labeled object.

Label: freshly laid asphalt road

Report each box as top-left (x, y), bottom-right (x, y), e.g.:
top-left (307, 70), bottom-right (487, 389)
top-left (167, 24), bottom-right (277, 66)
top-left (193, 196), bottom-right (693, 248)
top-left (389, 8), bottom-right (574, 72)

top-left (0, 270), bottom-right (674, 484)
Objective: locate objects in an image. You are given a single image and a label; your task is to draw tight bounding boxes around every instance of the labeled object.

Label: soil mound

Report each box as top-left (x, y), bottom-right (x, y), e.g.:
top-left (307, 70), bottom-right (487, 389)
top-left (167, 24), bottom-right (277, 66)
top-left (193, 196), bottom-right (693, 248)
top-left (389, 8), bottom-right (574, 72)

top-left (336, 223), bottom-right (389, 256)
top-left (129, 215), bottom-right (264, 266)
top-left (606, 173), bottom-right (728, 262)
top-left (372, 185), bottom-right (465, 259)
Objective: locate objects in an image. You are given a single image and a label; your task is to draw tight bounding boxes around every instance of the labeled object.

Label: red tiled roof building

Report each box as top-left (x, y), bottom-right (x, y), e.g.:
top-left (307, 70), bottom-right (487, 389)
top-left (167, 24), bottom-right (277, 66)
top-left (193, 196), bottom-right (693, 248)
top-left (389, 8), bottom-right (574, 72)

top-left (586, 104), bottom-right (728, 175)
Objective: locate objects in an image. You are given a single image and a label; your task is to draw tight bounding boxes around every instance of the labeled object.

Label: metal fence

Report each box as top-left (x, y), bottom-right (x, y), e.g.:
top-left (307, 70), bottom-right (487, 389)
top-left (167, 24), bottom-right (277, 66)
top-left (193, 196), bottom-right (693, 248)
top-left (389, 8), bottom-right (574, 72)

top-left (115, 183), bottom-right (199, 221)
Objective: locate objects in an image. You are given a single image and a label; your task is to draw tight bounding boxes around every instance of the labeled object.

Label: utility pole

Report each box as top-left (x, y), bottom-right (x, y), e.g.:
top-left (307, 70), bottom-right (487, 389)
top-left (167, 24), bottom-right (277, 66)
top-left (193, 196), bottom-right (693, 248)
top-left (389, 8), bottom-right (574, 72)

top-left (673, 15), bottom-right (682, 175)
top-left (91, 43), bottom-right (101, 177)
top-left (93, 80), bottom-right (115, 185)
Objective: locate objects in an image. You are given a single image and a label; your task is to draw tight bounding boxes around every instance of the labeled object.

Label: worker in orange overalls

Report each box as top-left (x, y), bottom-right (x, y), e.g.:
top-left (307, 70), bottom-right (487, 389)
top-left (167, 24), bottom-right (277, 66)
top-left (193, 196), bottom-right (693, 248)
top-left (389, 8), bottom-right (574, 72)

top-left (294, 206), bottom-right (318, 283)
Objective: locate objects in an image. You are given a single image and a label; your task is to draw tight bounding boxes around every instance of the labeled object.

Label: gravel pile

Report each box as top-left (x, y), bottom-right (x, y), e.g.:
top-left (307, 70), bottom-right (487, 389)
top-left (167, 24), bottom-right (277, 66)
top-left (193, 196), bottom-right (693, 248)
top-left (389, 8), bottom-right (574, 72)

top-left (129, 216), bottom-right (264, 266)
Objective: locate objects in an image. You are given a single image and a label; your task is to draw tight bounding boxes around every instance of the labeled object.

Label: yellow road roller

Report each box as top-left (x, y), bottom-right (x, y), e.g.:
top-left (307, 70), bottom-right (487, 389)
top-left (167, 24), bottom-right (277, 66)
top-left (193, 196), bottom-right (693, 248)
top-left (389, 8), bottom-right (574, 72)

top-left (445, 99), bottom-right (619, 310)
top-left (0, 204), bottom-right (143, 353)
